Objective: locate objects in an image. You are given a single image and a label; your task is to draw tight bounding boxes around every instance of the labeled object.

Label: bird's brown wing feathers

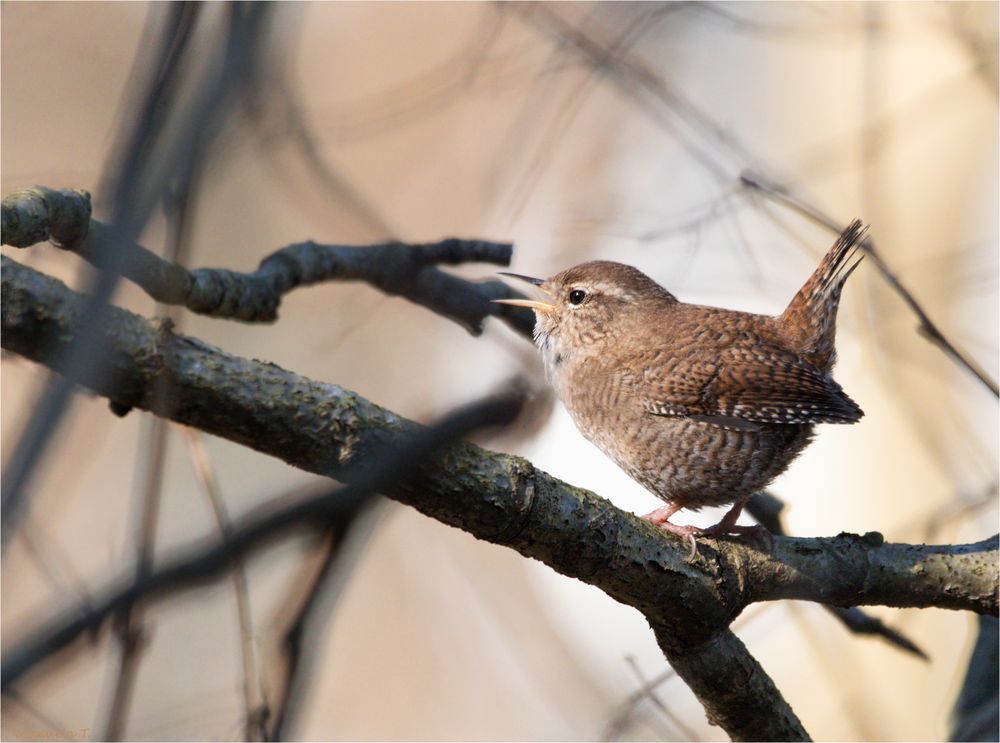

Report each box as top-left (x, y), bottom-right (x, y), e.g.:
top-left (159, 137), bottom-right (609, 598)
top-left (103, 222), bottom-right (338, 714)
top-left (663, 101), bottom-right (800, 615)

top-left (628, 343), bottom-right (863, 427)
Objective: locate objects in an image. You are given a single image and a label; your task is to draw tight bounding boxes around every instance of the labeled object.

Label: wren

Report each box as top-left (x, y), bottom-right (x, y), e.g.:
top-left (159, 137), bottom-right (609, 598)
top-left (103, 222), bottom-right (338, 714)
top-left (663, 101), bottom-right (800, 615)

top-left (496, 220), bottom-right (867, 557)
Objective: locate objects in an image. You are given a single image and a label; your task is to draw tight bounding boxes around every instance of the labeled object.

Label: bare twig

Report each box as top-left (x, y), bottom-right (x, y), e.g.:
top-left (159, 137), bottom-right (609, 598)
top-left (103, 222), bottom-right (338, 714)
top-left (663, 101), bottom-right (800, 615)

top-left (501, 5), bottom-right (675, 224)
top-left (512, 4), bottom-right (743, 184)
top-left (744, 532), bottom-right (996, 614)
top-left (950, 615), bottom-right (999, 741)
top-left (247, 55), bottom-right (398, 240)
top-left (181, 427), bottom-right (268, 741)
top-left (603, 603), bottom-right (776, 741)
top-left (294, 6), bottom-right (511, 145)
top-left (0, 188), bottom-right (534, 340)
top-left (15, 514), bottom-right (95, 611)
top-left (267, 499), bottom-right (389, 741)
top-left (267, 530), bottom-right (341, 741)
top-left (602, 666), bottom-right (676, 741)
top-left (623, 655), bottom-right (699, 741)
top-left (740, 170), bottom-right (999, 398)
top-left (102, 58), bottom-right (213, 736)
top-left (0, 3), bottom-right (274, 545)
top-left (830, 607), bottom-right (928, 661)
top-left (922, 483), bottom-right (999, 543)
top-left (101, 415), bottom-right (170, 742)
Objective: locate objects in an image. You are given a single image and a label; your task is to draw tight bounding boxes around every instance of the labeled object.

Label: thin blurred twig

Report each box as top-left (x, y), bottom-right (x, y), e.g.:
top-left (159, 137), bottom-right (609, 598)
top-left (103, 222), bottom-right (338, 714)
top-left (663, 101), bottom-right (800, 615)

top-left (181, 426), bottom-right (269, 742)
top-left (500, 4), bottom-right (676, 224)
top-left (101, 415), bottom-right (171, 742)
top-left (267, 530), bottom-right (341, 741)
top-left (950, 615), bottom-right (1000, 742)
top-left (623, 655), bottom-right (699, 742)
top-left (922, 483), bottom-right (999, 543)
top-left (602, 601), bottom-right (775, 741)
top-left (602, 666), bottom-right (676, 741)
top-left (101, 36), bottom-right (216, 733)
top-left (246, 57), bottom-right (398, 241)
top-left (266, 499), bottom-right (389, 741)
top-left (304, 5), bottom-right (511, 144)
top-left (740, 170), bottom-right (999, 398)
top-left (505, 5), bottom-right (772, 286)
top-left (15, 514), bottom-right (95, 611)
top-left (0, 1), bottom-right (273, 546)
top-left (1, 380), bottom-right (527, 690)
top-left (513, 3), bottom-right (743, 184)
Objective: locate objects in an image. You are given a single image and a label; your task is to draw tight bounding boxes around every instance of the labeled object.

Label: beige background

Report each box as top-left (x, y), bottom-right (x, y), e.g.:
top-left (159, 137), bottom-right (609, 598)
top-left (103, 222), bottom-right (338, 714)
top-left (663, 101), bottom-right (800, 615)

top-left (2, 3), bottom-right (997, 741)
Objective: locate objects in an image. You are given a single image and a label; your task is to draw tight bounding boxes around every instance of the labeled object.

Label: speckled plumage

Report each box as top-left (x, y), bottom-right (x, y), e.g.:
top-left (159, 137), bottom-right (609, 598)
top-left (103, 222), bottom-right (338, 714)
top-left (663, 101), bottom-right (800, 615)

top-left (500, 220), bottom-right (867, 555)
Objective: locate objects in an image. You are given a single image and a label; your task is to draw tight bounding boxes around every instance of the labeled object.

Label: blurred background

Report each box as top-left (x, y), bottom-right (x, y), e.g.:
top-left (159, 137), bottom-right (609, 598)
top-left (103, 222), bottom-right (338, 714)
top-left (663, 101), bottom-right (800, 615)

top-left (2, 2), bottom-right (997, 740)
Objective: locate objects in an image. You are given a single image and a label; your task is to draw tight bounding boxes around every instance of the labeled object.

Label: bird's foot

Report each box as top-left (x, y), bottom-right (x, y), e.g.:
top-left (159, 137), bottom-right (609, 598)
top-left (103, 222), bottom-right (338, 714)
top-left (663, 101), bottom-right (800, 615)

top-left (641, 504), bottom-right (680, 526)
top-left (641, 502), bottom-right (775, 559)
top-left (641, 506), bottom-right (700, 560)
top-left (699, 497), bottom-right (775, 552)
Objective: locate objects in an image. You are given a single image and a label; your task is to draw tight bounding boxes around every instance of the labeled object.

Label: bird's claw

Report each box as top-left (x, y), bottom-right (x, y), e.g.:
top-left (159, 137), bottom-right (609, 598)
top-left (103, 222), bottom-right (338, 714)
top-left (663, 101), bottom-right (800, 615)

top-left (641, 511), bottom-right (702, 560)
top-left (642, 510), bottom-right (774, 560)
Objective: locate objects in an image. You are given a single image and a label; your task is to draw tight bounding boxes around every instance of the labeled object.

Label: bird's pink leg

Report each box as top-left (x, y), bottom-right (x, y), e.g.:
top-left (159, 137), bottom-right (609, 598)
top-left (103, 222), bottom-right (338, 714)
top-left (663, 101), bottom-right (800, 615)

top-left (699, 497), bottom-right (774, 551)
top-left (642, 497), bottom-right (774, 558)
top-left (641, 503), bottom-right (700, 559)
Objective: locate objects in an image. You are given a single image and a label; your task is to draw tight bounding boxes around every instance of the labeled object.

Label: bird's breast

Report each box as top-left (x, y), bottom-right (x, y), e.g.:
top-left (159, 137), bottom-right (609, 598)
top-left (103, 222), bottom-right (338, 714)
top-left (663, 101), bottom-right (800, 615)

top-left (544, 347), bottom-right (814, 508)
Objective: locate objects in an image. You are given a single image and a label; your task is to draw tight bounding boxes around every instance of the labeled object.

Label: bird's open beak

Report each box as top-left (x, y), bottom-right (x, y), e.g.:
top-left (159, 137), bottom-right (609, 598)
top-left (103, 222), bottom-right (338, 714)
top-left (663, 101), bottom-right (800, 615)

top-left (494, 272), bottom-right (556, 311)
top-left (498, 272), bottom-right (545, 286)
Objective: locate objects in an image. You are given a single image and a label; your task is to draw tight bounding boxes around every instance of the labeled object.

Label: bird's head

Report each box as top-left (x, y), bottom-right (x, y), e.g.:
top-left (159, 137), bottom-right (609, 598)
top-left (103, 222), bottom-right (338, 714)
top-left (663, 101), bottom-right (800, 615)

top-left (495, 261), bottom-right (677, 353)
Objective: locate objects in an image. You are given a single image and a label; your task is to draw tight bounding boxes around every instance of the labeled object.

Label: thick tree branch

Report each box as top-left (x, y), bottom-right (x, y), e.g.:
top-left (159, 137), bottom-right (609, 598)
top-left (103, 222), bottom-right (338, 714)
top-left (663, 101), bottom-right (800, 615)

top-left (652, 625), bottom-right (808, 740)
top-left (3, 256), bottom-right (997, 740)
top-left (0, 186), bottom-right (535, 339)
top-left (746, 492), bottom-right (929, 659)
top-left (743, 533), bottom-right (997, 613)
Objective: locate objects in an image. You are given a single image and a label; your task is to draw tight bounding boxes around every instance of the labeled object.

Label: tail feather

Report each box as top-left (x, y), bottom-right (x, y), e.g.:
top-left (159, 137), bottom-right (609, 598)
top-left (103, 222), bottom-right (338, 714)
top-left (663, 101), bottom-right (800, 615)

top-left (780, 219), bottom-right (868, 370)
top-left (814, 219), bottom-right (867, 301)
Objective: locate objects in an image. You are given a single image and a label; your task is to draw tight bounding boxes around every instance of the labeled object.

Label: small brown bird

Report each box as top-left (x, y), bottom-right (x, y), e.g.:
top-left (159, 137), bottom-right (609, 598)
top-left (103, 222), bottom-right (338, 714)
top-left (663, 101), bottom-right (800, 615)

top-left (497, 220), bottom-right (867, 557)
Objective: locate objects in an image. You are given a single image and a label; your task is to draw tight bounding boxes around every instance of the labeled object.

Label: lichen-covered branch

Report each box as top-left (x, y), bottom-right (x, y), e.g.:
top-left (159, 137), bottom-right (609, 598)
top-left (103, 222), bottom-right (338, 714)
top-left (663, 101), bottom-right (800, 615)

top-left (742, 532), bottom-right (997, 614)
top-left (652, 625), bottom-right (809, 741)
top-left (0, 187), bottom-right (93, 248)
top-left (3, 255), bottom-right (997, 741)
top-left (0, 186), bottom-right (535, 338)
top-left (746, 492), bottom-right (928, 659)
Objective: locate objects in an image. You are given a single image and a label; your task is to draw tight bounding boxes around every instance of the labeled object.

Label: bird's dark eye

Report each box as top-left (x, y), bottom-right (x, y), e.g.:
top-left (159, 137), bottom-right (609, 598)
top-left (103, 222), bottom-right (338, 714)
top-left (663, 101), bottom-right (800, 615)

top-left (569, 289), bottom-right (587, 305)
